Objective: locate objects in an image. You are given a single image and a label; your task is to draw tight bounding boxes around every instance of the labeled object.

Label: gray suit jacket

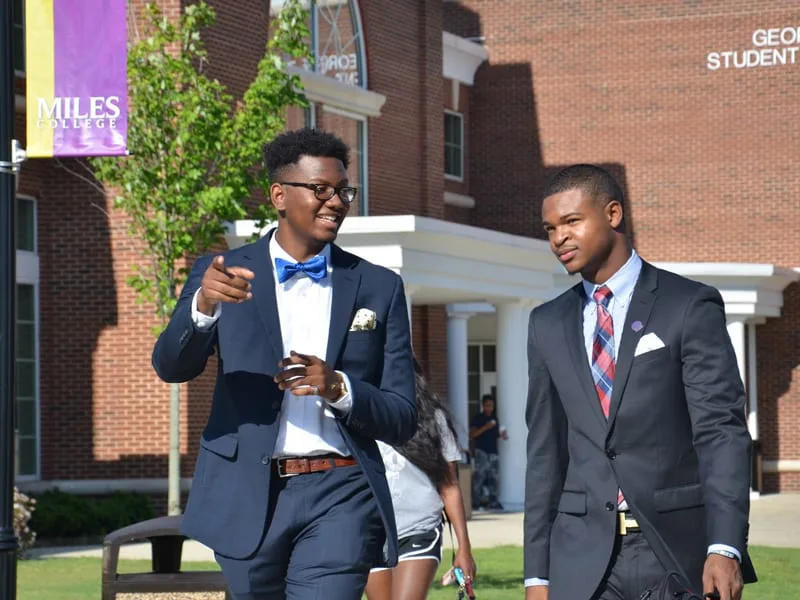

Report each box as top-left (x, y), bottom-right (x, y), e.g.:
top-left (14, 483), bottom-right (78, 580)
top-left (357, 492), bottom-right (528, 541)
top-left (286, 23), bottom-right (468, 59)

top-left (523, 261), bottom-right (756, 599)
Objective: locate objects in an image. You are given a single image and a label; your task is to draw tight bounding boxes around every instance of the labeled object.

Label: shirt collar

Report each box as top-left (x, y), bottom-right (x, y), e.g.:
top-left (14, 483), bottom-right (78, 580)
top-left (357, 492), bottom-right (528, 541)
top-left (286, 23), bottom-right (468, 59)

top-left (269, 232), bottom-right (331, 272)
top-left (582, 250), bottom-right (642, 306)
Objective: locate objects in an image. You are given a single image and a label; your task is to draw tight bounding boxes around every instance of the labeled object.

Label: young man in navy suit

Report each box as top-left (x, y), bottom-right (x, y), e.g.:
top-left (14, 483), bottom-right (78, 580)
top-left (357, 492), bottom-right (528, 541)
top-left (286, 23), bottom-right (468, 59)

top-left (523, 165), bottom-right (756, 600)
top-left (152, 128), bottom-right (417, 600)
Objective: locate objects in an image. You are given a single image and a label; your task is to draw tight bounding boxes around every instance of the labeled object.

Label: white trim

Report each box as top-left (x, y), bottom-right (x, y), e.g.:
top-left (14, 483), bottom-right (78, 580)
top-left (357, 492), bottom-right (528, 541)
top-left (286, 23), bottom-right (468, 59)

top-left (444, 191), bottom-right (475, 209)
top-left (451, 79), bottom-right (460, 111)
top-left (17, 478), bottom-right (195, 495)
top-left (763, 460), bottom-right (800, 473)
top-left (290, 65), bottom-right (386, 117)
top-left (747, 322), bottom-right (758, 441)
top-left (443, 31), bottom-right (489, 86)
top-left (444, 109), bottom-right (464, 181)
top-left (321, 103), bottom-right (367, 122)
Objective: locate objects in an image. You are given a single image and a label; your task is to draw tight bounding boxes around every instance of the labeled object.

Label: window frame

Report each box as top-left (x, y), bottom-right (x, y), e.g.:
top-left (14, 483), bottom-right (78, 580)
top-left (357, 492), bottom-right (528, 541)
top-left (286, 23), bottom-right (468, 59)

top-left (13, 0), bottom-right (25, 76)
top-left (444, 109), bottom-right (465, 182)
top-left (15, 195), bottom-right (40, 481)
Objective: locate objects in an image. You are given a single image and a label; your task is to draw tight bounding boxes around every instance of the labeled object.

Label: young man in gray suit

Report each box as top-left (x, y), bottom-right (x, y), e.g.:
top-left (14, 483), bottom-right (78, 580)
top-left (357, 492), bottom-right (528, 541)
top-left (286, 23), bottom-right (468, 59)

top-left (524, 165), bottom-right (756, 600)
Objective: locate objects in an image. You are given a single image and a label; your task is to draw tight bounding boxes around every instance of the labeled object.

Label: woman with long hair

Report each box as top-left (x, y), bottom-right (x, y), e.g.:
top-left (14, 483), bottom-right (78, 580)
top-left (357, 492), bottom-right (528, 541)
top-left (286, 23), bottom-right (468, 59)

top-left (365, 358), bottom-right (476, 600)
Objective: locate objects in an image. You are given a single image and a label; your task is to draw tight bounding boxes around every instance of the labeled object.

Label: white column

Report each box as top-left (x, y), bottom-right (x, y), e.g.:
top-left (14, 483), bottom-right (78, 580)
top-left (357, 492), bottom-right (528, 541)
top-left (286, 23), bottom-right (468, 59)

top-left (446, 307), bottom-right (472, 452)
top-left (495, 300), bottom-right (532, 511)
top-left (726, 318), bottom-right (747, 388)
top-left (746, 322), bottom-right (759, 441)
top-left (405, 285), bottom-right (417, 344)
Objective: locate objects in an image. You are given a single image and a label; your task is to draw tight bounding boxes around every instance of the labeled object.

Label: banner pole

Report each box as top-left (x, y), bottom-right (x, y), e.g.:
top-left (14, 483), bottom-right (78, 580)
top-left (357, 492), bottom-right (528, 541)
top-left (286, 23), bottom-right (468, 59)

top-left (0, 0), bottom-right (20, 596)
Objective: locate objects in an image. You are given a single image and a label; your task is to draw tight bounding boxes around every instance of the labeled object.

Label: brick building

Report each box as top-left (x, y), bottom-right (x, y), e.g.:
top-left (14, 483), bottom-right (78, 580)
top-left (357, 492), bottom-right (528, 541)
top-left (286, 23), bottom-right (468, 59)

top-left (12, 0), bottom-right (800, 510)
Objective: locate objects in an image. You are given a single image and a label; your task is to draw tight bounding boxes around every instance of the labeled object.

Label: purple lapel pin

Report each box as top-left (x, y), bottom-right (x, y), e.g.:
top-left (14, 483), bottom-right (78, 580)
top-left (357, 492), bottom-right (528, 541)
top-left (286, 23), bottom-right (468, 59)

top-left (631, 320), bottom-right (643, 333)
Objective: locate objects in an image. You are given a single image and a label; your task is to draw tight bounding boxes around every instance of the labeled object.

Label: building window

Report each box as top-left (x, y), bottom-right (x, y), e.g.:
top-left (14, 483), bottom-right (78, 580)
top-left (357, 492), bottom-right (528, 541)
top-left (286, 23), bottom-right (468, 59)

top-left (13, 0), bottom-right (24, 73)
top-left (313, 105), bottom-right (367, 215)
top-left (15, 196), bottom-right (39, 480)
top-left (278, 0), bottom-right (367, 88)
top-left (467, 343), bottom-right (496, 419)
top-left (15, 284), bottom-right (38, 478)
top-left (17, 196), bottom-right (36, 251)
top-left (445, 111), bottom-right (464, 181)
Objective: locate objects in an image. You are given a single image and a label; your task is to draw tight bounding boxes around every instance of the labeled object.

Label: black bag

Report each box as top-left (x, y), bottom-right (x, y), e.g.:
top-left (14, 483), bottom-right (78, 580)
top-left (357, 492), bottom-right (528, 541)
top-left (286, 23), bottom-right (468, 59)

top-left (639, 572), bottom-right (709, 600)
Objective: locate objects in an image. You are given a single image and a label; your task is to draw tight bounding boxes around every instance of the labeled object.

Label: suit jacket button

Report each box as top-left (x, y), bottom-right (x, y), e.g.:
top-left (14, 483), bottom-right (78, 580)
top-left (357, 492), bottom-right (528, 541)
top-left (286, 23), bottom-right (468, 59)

top-left (271, 401), bottom-right (280, 410)
top-left (261, 455), bottom-right (270, 466)
top-left (606, 449), bottom-right (617, 460)
top-left (605, 502), bottom-right (615, 511)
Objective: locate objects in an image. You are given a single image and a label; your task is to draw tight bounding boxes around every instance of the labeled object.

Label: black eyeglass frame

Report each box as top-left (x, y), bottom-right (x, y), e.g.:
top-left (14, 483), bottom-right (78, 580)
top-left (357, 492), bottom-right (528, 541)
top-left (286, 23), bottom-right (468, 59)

top-left (279, 181), bottom-right (358, 204)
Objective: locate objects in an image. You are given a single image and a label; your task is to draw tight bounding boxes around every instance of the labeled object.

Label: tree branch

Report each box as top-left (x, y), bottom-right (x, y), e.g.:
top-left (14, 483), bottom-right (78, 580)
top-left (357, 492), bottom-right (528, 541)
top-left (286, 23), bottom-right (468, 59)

top-left (53, 159), bottom-right (111, 217)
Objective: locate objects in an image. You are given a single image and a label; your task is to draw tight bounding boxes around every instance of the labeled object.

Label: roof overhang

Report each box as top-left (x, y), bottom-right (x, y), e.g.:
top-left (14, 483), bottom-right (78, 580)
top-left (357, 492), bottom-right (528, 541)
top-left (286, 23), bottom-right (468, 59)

top-left (225, 217), bottom-right (799, 320)
top-left (443, 32), bottom-right (489, 86)
top-left (225, 215), bottom-right (556, 305)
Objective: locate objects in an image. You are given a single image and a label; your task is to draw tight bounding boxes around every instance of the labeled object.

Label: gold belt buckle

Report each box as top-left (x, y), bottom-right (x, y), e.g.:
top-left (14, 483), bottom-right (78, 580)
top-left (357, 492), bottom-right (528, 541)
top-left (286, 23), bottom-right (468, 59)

top-left (618, 512), bottom-right (639, 535)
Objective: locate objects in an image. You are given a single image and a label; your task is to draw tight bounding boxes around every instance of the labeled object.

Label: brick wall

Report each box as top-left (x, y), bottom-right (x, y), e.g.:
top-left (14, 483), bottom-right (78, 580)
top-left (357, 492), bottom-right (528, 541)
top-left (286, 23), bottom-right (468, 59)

top-left (447, 0), bottom-right (800, 491)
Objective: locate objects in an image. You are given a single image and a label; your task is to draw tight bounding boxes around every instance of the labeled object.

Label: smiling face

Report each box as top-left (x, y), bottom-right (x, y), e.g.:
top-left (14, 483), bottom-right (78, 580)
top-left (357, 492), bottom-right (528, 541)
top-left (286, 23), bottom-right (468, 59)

top-left (542, 187), bottom-right (626, 283)
top-left (270, 155), bottom-right (351, 261)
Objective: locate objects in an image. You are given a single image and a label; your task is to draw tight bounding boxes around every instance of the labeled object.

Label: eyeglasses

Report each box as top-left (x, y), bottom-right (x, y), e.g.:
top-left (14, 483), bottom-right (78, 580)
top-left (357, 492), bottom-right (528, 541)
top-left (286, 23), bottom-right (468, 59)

top-left (279, 182), bottom-right (358, 204)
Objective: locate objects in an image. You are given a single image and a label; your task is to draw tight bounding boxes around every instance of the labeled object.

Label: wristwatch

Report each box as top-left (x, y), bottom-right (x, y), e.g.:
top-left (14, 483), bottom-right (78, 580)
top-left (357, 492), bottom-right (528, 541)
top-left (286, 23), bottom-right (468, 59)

top-left (329, 373), bottom-right (348, 401)
top-left (709, 549), bottom-right (739, 561)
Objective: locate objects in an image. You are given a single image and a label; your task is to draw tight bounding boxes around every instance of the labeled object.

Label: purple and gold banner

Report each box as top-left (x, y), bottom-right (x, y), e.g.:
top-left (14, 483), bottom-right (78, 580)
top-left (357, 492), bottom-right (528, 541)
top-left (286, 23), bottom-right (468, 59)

top-left (25, 0), bottom-right (128, 158)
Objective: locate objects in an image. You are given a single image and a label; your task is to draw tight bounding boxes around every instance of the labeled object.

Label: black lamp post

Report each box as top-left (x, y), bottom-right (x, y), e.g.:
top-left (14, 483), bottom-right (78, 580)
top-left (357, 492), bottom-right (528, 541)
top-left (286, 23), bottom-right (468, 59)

top-left (0, 0), bottom-right (19, 597)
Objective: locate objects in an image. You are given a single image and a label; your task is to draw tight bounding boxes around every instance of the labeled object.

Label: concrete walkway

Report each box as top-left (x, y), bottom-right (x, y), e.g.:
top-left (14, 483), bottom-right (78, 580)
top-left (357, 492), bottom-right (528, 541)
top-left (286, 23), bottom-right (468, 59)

top-left (30, 493), bottom-right (800, 562)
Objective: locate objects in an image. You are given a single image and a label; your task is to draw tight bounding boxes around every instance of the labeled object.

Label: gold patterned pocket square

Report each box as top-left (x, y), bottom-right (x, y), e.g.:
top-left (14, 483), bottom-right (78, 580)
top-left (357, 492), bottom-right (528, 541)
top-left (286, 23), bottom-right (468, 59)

top-left (349, 308), bottom-right (377, 331)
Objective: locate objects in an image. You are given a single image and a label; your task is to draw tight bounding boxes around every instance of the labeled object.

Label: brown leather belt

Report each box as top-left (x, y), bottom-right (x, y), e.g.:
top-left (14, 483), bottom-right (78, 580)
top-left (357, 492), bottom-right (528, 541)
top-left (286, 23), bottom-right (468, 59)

top-left (618, 511), bottom-right (641, 535)
top-left (275, 454), bottom-right (357, 478)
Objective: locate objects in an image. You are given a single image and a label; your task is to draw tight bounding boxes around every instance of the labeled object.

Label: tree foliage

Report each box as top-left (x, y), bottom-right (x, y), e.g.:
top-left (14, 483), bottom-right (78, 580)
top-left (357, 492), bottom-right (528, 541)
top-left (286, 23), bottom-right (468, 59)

top-left (91, 0), bottom-right (311, 331)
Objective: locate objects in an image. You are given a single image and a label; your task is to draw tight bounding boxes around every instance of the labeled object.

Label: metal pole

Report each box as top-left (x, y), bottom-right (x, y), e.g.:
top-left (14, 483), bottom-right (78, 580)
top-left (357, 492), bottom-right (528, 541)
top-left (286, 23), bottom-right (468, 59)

top-left (0, 0), bottom-right (19, 595)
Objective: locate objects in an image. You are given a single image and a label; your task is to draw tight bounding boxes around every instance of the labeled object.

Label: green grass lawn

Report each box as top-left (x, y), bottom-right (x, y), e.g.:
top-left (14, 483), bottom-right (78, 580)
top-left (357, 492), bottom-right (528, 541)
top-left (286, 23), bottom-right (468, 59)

top-left (16, 546), bottom-right (800, 600)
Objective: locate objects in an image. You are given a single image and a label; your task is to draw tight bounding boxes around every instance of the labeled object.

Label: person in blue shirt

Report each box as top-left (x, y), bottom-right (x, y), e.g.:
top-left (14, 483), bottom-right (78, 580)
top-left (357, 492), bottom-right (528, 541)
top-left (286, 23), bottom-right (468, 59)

top-left (469, 394), bottom-right (507, 511)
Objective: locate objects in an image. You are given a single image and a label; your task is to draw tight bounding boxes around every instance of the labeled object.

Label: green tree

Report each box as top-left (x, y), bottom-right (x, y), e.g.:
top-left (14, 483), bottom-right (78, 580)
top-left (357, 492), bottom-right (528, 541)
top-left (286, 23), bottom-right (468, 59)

top-left (90, 0), bottom-right (311, 515)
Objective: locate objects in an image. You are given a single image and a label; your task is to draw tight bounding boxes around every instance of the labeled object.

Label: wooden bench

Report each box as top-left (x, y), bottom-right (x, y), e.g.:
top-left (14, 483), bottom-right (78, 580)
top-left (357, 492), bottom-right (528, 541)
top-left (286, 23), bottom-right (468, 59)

top-left (101, 515), bottom-right (231, 600)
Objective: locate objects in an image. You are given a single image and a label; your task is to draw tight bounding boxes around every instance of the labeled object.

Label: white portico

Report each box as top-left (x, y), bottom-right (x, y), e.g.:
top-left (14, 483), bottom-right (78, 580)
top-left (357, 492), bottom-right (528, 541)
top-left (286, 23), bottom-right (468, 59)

top-left (225, 216), bottom-right (800, 511)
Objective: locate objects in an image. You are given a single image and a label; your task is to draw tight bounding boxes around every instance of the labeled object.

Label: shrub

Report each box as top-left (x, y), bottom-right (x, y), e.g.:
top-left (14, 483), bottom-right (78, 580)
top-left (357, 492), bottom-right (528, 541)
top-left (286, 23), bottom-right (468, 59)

top-left (29, 489), bottom-right (156, 541)
top-left (13, 487), bottom-right (36, 556)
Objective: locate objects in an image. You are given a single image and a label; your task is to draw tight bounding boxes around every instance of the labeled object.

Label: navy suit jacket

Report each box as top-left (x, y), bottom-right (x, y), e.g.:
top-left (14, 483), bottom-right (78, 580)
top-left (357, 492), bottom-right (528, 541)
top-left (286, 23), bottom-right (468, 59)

top-left (524, 262), bottom-right (756, 599)
top-left (152, 234), bottom-right (416, 563)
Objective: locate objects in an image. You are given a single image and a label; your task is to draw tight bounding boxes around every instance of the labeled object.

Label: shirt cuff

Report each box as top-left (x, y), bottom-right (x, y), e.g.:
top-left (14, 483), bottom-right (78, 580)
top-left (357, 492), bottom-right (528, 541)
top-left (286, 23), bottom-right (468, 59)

top-left (325, 371), bottom-right (353, 414)
top-left (707, 544), bottom-right (742, 562)
top-left (191, 289), bottom-right (221, 330)
top-left (524, 578), bottom-right (549, 587)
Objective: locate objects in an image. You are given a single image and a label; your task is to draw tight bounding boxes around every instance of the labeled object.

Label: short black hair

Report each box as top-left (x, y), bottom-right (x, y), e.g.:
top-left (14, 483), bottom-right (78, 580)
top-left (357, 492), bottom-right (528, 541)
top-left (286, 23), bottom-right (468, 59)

top-left (482, 394), bottom-right (494, 404)
top-left (543, 164), bottom-right (624, 208)
top-left (264, 128), bottom-right (350, 181)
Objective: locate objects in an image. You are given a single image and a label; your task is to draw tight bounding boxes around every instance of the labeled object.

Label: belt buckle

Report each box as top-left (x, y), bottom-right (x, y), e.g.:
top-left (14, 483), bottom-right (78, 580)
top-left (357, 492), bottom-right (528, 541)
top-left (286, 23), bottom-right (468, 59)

top-left (276, 458), bottom-right (300, 478)
top-left (618, 511), bottom-right (627, 535)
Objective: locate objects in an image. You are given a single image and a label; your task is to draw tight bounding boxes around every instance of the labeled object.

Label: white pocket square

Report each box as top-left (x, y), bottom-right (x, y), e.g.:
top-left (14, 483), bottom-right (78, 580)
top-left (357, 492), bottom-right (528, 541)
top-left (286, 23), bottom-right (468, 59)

top-left (633, 332), bottom-right (666, 357)
top-left (349, 308), bottom-right (377, 331)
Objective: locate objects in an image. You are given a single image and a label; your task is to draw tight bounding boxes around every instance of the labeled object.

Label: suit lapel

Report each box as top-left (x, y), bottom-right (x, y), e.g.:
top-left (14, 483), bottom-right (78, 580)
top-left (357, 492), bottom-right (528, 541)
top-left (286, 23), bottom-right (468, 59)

top-left (244, 233), bottom-right (284, 372)
top-left (563, 285), bottom-right (609, 432)
top-left (325, 245), bottom-right (361, 366)
top-left (607, 261), bottom-right (658, 425)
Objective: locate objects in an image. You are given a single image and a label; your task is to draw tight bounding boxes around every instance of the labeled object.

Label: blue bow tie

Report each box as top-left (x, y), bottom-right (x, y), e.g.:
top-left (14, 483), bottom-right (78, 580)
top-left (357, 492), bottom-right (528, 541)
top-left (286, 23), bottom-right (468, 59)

top-left (275, 255), bottom-right (328, 283)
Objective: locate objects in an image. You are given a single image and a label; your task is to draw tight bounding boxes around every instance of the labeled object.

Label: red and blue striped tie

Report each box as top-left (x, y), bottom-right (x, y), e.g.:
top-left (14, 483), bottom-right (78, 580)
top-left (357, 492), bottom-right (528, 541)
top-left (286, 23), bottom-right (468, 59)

top-left (592, 285), bottom-right (625, 506)
top-left (591, 285), bottom-right (615, 417)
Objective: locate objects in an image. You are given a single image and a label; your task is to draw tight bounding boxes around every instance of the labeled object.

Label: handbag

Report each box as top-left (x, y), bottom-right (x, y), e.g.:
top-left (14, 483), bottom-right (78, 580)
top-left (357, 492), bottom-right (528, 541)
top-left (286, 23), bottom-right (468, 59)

top-left (639, 572), bottom-right (710, 600)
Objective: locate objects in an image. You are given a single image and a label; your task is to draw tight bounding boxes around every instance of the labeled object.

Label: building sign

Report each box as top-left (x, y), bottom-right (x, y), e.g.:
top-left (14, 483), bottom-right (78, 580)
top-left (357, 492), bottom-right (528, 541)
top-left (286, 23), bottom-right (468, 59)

top-left (317, 53), bottom-right (360, 86)
top-left (707, 26), bottom-right (800, 70)
top-left (25, 0), bottom-right (128, 157)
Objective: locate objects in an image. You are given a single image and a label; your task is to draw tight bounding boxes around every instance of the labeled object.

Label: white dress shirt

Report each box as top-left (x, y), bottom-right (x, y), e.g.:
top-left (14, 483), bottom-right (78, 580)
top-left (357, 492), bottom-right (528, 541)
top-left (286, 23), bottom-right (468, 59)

top-left (190, 235), bottom-right (354, 459)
